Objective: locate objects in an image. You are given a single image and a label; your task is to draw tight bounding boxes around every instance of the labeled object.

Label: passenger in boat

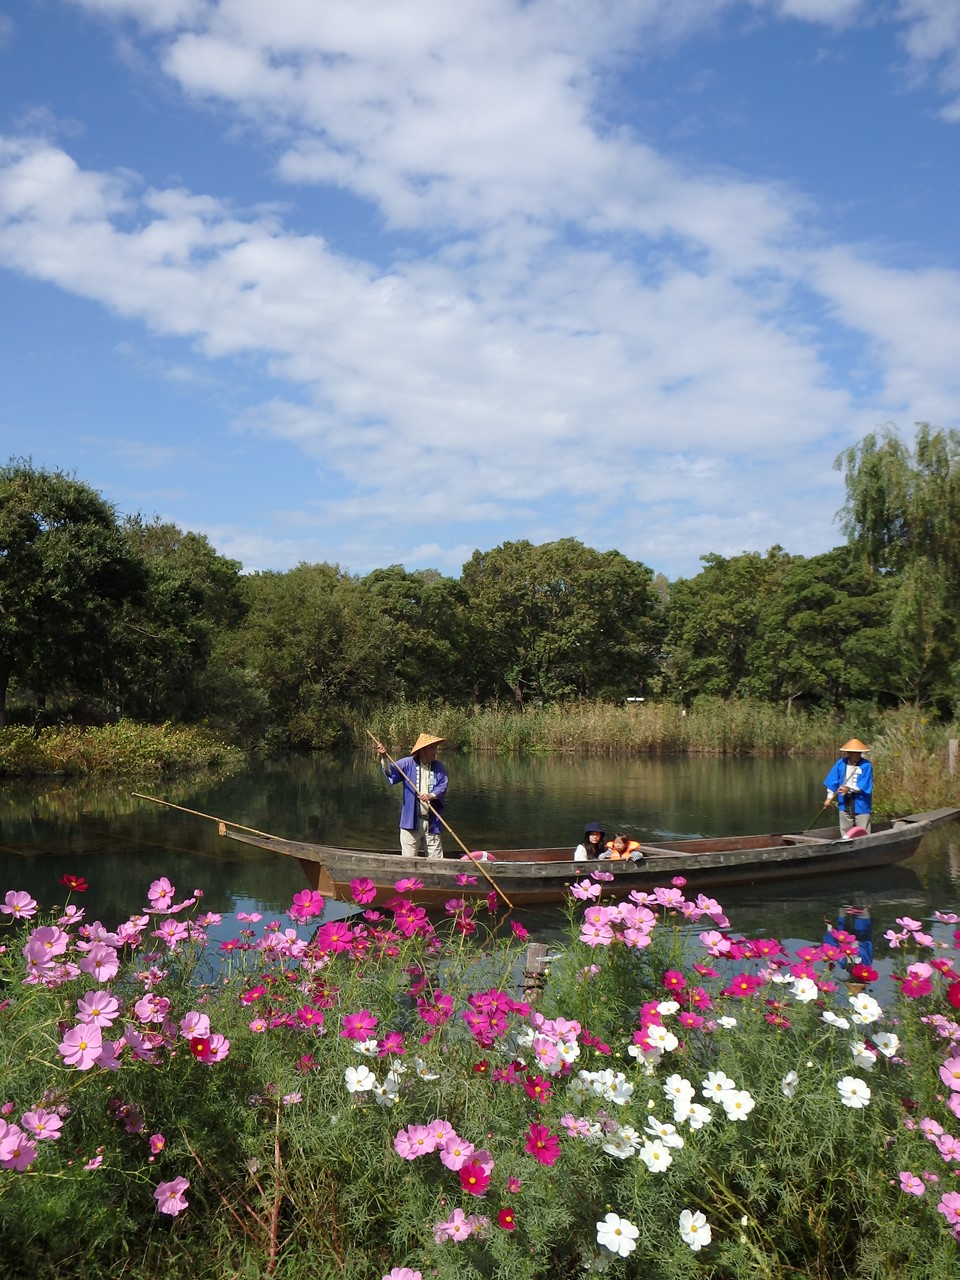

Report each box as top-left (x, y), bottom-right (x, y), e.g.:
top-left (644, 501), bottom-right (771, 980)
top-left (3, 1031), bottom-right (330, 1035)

top-left (376, 733), bottom-right (448, 858)
top-left (573, 822), bottom-right (605, 861)
top-left (600, 832), bottom-right (644, 861)
top-left (823, 739), bottom-right (873, 835)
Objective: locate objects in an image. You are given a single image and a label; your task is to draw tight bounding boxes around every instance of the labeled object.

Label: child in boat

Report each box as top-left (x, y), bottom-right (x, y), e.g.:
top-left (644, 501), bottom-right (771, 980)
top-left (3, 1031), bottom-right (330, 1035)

top-left (600, 832), bottom-right (644, 861)
top-left (573, 822), bottom-right (605, 860)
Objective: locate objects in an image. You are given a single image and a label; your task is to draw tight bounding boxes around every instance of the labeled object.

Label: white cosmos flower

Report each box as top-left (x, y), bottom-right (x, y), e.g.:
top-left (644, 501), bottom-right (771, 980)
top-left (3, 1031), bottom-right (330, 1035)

top-left (645, 1116), bottom-right (684, 1148)
top-left (873, 1031), bottom-right (900, 1058)
top-left (639, 1138), bottom-right (673, 1172)
top-left (702, 1070), bottom-right (736, 1100)
top-left (602, 1129), bottom-right (640, 1159)
top-left (679, 1208), bottom-right (712, 1252)
top-left (344, 1064), bottom-right (376, 1094)
top-left (354, 1037), bottom-right (380, 1056)
top-left (596, 1212), bottom-right (639, 1257)
top-left (555, 1039), bottom-right (581, 1065)
top-left (792, 977), bottom-right (819, 1003)
top-left (663, 1073), bottom-right (695, 1102)
top-left (717, 1016), bottom-right (738, 1028)
top-left (674, 1100), bottom-right (713, 1129)
top-left (372, 1079), bottom-right (398, 1106)
top-left (837, 1076), bottom-right (872, 1108)
top-left (719, 1088), bottom-right (756, 1121)
top-left (849, 993), bottom-right (883, 1025)
top-left (414, 1057), bottom-right (439, 1080)
top-left (822, 1011), bottom-right (850, 1028)
top-left (781, 1070), bottom-right (799, 1098)
top-left (656, 1000), bottom-right (680, 1016)
top-left (645, 1023), bottom-right (679, 1052)
top-left (850, 1040), bottom-right (877, 1070)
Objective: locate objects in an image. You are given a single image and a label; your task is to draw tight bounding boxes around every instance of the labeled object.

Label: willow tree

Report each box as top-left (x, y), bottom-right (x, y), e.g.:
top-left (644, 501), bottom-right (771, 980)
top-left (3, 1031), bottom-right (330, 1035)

top-left (835, 424), bottom-right (960, 708)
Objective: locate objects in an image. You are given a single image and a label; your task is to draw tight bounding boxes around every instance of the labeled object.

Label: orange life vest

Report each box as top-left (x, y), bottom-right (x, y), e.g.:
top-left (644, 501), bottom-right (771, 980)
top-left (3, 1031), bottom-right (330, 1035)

top-left (605, 839), bottom-right (641, 860)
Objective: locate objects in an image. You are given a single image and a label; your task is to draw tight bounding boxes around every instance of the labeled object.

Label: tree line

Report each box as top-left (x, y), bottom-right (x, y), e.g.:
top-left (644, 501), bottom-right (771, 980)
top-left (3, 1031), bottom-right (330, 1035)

top-left (2, 424), bottom-right (958, 749)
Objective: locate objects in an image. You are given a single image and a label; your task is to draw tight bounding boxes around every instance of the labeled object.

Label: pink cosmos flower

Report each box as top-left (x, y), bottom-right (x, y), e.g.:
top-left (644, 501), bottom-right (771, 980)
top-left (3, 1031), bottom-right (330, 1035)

top-left (511, 920), bottom-right (529, 941)
top-left (21, 1109), bottom-right (63, 1141)
top-left (394, 878), bottom-right (424, 893)
top-left (508, 1175), bottom-right (522, 1193)
top-left (77, 990), bottom-right (121, 1027)
top-left (936, 1190), bottom-right (960, 1225)
top-left (1, 891), bottom-right (38, 919)
top-left (580, 921), bottom-right (614, 947)
top-left (154, 1176), bottom-right (190, 1216)
top-left (383, 1270), bottom-right (422, 1280)
top-left (433, 1207), bottom-right (475, 1243)
top-left (571, 879), bottom-right (602, 901)
top-left (147, 878), bottom-right (175, 911)
top-left (78, 943), bottom-right (120, 983)
top-left (525, 1123), bottom-right (561, 1166)
top-left (180, 1011), bottom-right (211, 1039)
top-left (0, 1125), bottom-right (38, 1171)
top-left (899, 1171), bottom-right (925, 1196)
top-left (939, 1056), bottom-right (960, 1092)
top-left (150, 1133), bottom-right (165, 1154)
top-left (58, 1023), bottom-right (103, 1071)
top-left (440, 1134), bottom-right (475, 1170)
top-left (394, 1124), bottom-right (437, 1160)
top-left (84, 1154), bottom-right (104, 1170)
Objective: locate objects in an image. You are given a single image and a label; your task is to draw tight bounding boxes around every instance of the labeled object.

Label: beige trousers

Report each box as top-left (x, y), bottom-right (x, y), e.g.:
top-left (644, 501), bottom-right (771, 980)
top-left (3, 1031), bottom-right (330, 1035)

top-left (400, 819), bottom-right (444, 858)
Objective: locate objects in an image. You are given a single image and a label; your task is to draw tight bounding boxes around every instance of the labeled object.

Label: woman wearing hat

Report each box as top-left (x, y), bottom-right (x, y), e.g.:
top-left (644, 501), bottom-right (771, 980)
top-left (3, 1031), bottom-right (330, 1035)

top-left (823, 739), bottom-right (873, 835)
top-left (377, 733), bottom-right (448, 858)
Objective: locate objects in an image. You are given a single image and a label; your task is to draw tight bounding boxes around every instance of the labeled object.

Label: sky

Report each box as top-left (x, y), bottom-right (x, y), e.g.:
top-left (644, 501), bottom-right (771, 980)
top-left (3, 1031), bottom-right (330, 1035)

top-left (1, 1), bottom-right (959, 582)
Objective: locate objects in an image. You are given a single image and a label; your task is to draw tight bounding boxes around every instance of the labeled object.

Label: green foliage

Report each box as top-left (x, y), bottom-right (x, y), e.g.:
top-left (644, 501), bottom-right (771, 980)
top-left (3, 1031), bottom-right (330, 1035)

top-left (460, 538), bottom-right (664, 705)
top-left (0, 721), bottom-right (243, 777)
top-left (0, 460), bottom-right (144, 725)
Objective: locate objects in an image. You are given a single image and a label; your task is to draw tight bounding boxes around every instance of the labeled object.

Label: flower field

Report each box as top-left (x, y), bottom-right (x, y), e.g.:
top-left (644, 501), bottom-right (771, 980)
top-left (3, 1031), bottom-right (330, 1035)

top-left (1, 865), bottom-right (960, 1279)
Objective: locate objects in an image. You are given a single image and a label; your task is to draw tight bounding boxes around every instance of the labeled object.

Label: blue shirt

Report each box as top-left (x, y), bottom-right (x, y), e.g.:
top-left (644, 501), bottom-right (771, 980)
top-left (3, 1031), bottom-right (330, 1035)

top-left (382, 755), bottom-right (448, 833)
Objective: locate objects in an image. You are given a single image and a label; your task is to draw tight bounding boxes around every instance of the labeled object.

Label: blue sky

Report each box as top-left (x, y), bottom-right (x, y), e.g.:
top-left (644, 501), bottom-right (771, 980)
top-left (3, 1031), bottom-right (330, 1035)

top-left (1, 0), bottom-right (959, 581)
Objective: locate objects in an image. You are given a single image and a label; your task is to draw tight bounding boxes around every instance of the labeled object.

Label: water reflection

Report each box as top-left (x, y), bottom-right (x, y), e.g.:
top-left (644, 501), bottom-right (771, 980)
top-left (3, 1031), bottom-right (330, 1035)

top-left (1, 753), bottom-right (956, 954)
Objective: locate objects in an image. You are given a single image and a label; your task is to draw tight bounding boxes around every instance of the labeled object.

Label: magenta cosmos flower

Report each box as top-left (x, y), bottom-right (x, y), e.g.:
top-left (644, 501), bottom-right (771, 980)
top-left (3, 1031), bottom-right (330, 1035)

top-left (341, 1009), bottom-right (378, 1040)
top-left (154, 1176), bottom-right (190, 1216)
top-left (349, 878), bottom-right (377, 904)
top-left (459, 1160), bottom-right (491, 1196)
top-left (524, 1123), bottom-right (561, 1166)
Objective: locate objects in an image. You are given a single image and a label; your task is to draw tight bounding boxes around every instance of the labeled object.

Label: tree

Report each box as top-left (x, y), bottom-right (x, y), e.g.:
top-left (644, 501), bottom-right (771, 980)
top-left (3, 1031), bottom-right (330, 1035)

top-left (111, 517), bottom-right (247, 723)
top-left (234, 563), bottom-right (394, 749)
top-left (663, 549), bottom-right (791, 703)
top-left (358, 566), bottom-right (478, 704)
top-left (460, 538), bottom-right (662, 705)
top-left (0, 461), bottom-right (143, 725)
top-left (836, 424), bottom-right (960, 709)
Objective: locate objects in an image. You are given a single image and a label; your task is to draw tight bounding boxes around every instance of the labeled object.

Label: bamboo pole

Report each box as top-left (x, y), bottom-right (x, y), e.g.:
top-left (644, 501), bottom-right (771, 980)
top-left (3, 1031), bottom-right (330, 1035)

top-left (367, 730), bottom-right (514, 910)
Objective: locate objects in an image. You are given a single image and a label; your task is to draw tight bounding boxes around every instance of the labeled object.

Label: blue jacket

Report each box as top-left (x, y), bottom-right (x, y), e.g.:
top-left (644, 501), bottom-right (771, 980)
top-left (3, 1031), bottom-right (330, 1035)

top-left (383, 755), bottom-right (448, 833)
top-left (823, 757), bottom-right (873, 815)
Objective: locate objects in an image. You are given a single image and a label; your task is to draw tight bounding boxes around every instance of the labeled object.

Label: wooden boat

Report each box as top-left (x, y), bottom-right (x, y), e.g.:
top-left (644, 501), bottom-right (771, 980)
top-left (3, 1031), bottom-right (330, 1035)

top-left (219, 807), bottom-right (959, 908)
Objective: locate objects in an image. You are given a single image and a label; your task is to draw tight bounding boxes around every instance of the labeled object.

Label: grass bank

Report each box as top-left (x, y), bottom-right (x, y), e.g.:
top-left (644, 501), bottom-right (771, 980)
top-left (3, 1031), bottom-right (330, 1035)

top-left (0, 720), bottom-right (244, 778)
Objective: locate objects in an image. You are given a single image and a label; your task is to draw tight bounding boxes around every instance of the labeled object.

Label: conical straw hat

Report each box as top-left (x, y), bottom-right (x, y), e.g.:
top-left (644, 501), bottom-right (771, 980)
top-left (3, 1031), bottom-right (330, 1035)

top-left (839, 738), bottom-right (870, 753)
top-left (410, 732), bottom-right (445, 754)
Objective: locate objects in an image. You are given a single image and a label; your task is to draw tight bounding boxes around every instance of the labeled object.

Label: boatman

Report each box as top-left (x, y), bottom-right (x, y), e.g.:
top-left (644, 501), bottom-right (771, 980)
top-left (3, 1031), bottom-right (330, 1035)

top-left (376, 733), bottom-right (448, 858)
top-left (823, 738), bottom-right (873, 835)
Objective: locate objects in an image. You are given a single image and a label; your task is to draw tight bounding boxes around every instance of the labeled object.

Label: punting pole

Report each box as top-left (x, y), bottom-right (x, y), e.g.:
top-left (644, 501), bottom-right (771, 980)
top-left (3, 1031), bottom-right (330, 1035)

top-left (367, 730), bottom-right (514, 911)
top-left (131, 792), bottom-right (281, 840)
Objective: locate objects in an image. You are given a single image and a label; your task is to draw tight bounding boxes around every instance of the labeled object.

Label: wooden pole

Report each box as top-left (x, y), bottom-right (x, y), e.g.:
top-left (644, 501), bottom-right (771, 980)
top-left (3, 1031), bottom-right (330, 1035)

top-left (131, 792), bottom-right (281, 840)
top-left (367, 730), bottom-right (514, 911)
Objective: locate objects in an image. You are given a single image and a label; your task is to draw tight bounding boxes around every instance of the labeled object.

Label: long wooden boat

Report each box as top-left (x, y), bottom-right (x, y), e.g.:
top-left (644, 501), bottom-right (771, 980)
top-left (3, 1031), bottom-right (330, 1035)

top-left (219, 808), bottom-right (959, 908)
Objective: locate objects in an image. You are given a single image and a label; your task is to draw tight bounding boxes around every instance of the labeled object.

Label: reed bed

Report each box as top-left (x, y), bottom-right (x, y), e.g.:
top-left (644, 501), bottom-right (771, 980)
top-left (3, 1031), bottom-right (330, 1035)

top-left (365, 698), bottom-right (883, 758)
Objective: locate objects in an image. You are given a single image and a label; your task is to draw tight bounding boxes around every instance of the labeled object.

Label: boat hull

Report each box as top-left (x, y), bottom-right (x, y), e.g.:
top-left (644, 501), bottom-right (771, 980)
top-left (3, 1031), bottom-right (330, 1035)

top-left (221, 808), bottom-right (958, 907)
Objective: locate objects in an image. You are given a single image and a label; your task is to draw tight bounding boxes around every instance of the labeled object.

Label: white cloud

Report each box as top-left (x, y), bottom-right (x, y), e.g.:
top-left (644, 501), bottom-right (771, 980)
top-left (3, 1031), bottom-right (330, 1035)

top-left (896, 0), bottom-right (960, 120)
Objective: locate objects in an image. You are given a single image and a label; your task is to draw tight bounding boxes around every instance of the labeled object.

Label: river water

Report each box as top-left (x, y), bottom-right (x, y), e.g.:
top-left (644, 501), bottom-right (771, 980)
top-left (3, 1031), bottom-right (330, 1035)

top-left (2, 753), bottom-right (958, 955)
